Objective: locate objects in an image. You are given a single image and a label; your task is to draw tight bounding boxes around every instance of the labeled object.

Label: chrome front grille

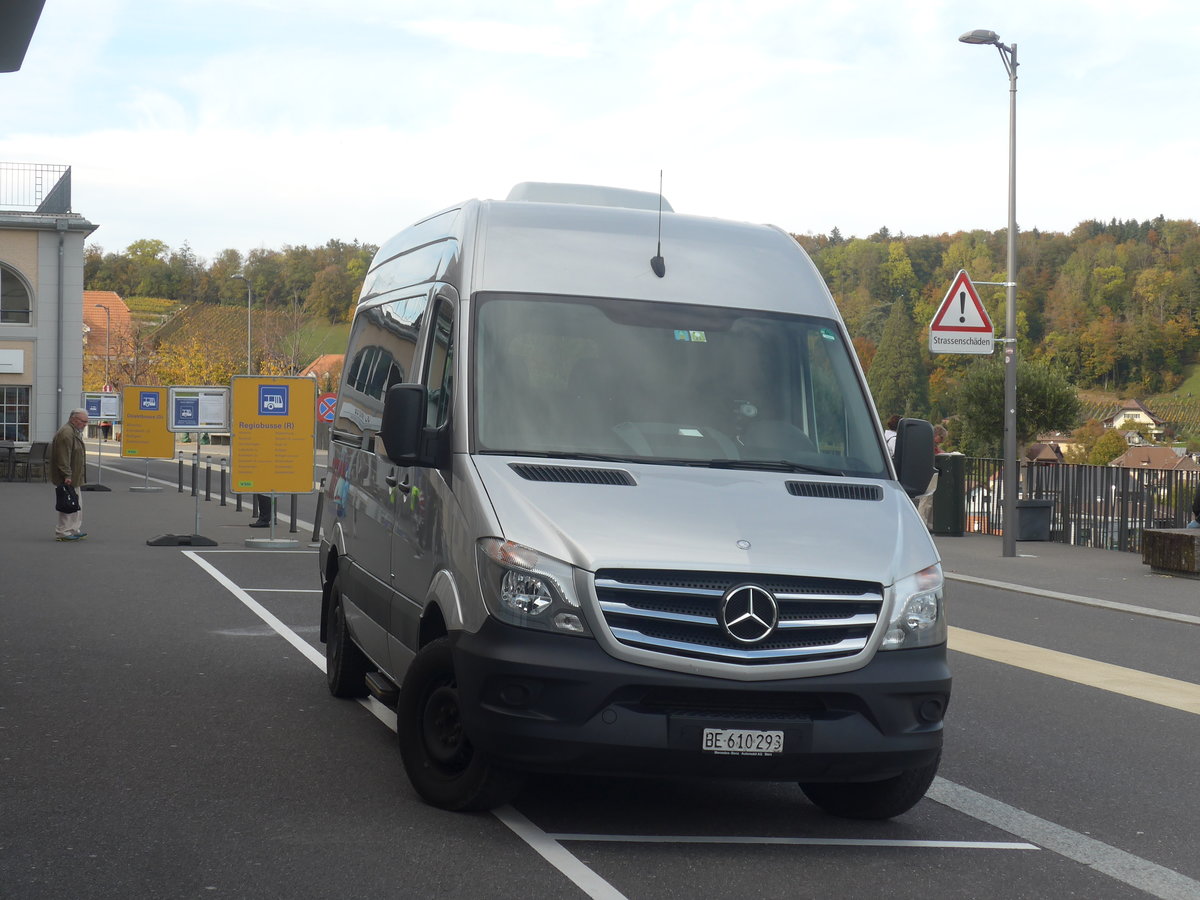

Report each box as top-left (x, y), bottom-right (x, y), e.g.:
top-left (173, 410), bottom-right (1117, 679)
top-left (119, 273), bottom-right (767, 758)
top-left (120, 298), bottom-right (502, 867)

top-left (594, 569), bottom-right (883, 666)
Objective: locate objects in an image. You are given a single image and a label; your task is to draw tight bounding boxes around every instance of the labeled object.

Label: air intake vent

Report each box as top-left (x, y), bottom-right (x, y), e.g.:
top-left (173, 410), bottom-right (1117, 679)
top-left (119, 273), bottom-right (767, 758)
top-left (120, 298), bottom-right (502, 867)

top-left (510, 464), bottom-right (636, 486)
top-left (785, 482), bottom-right (883, 501)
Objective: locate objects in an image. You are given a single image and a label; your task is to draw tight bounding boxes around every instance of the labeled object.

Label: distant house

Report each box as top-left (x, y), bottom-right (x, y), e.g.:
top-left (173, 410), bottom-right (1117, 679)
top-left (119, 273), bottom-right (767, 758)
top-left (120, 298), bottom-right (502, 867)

top-left (1108, 445), bottom-right (1199, 471)
top-left (301, 353), bottom-right (344, 390)
top-left (82, 291), bottom-right (133, 384)
top-left (1103, 399), bottom-right (1165, 443)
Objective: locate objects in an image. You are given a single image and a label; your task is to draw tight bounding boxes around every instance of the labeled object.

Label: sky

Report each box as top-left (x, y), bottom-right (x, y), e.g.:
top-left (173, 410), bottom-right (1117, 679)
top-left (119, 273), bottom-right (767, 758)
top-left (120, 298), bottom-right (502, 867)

top-left (3, 0), bottom-right (1199, 263)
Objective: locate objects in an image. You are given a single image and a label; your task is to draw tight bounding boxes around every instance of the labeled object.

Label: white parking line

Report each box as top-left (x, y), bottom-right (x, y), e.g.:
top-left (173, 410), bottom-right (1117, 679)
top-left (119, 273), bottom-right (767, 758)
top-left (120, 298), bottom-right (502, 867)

top-left (183, 551), bottom-right (1198, 900)
top-left (548, 833), bottom-right (1036, 850)
top-left (929, 779), bottom-right (1200, 900)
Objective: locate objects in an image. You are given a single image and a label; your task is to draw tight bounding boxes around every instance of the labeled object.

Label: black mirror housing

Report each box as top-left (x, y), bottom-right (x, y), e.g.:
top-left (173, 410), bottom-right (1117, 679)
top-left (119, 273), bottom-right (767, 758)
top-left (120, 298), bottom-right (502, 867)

top-left (894, 418), bottom-right (935, 499)
top-left (380, 384), bottom-right (428, 465)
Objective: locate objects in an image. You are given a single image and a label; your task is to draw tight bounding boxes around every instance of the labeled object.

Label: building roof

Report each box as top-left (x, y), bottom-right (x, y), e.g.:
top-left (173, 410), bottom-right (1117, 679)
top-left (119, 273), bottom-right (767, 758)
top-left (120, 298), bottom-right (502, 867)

top-left (299, 354), bottom-right (344, 378)
top-left (82, 291), bottom-right (134, 357)
top-left (1109, 445), bottom-right (1199, 471)
top-left (1104, 398), bottom-right (1164, 426)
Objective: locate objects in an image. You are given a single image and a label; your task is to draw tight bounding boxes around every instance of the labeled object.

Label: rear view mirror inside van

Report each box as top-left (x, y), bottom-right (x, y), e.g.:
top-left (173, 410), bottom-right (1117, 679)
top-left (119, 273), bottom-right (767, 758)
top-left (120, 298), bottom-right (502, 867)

top-left (380, 384), bottom-right (427, 464)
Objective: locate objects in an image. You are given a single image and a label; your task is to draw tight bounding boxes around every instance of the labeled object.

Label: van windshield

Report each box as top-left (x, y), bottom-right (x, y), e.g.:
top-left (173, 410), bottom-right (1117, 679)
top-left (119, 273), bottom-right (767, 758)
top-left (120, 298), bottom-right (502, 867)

top-left (473, 293), bottom-right (888, 477)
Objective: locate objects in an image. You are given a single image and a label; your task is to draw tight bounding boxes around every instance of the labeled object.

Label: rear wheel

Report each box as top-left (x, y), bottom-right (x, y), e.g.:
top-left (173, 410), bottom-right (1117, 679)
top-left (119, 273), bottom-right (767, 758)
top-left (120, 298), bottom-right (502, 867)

top-left (799, 753), bottom-right (941, 820)
top-left (325, 573), bottom-right (369, 698)
top-left (397, 637), bottom-right (523, 811)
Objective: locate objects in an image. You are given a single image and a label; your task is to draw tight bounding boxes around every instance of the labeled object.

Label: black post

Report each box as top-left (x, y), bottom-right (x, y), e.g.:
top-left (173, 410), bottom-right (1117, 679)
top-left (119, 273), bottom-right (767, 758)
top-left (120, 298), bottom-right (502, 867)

top-left (311, 478), bottom-right (324, 543)
top-left (219, 461), bottom-right (227, 507)
top-left (177, 456), bottom-right (184, 493)
top-left (236, 491), bottom-right (242, 512)
top-left (289, 494), bottom-right (299, 533)
top-left (204, 456), bottom-right (212, 501)
top-left (190, 454), bottom-right (197, 497)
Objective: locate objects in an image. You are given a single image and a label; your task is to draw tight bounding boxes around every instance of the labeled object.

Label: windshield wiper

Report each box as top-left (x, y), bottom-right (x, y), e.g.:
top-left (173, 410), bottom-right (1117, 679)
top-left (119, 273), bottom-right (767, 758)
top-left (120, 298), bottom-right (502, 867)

top-left (705, 459), bottom-right (848, 476)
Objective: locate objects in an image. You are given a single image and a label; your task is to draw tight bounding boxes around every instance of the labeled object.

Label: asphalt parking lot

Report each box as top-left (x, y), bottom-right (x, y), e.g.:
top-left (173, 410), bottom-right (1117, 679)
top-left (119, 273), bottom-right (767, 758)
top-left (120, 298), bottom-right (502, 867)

top-left (2, 451), bottom-right (1198, 899)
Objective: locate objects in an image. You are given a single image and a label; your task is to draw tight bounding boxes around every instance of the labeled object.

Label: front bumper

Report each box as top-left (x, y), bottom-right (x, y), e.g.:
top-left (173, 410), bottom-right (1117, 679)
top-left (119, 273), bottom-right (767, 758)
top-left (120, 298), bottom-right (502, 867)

top-left (451, 619), bottom-right (950, 782)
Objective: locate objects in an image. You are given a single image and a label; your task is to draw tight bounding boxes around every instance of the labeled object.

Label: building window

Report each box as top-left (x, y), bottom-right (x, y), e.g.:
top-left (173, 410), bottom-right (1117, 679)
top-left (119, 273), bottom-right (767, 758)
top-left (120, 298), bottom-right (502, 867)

top-left (1, 263), bottom-right (32, 324)
top-left (0, 385), bottom-right (30, 440)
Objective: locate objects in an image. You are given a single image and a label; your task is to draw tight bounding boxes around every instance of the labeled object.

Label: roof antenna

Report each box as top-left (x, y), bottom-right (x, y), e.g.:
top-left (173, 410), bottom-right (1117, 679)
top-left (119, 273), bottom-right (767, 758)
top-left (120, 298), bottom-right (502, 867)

top-left (650, 169), bottom-right (666, 278)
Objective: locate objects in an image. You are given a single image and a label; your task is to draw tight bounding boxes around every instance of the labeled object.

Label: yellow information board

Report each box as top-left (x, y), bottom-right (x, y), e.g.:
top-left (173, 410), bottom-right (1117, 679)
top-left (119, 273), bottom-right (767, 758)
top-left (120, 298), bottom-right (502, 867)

top-left (120, 386), bottom-right (175, 458)
top-left (230, 376), bottom-right (317, 494)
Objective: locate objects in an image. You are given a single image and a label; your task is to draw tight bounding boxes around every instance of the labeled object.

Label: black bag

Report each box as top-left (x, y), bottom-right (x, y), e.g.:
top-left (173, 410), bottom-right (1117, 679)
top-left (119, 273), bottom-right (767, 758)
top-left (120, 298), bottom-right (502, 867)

top-left (55, 483), bottom-right (80, 514)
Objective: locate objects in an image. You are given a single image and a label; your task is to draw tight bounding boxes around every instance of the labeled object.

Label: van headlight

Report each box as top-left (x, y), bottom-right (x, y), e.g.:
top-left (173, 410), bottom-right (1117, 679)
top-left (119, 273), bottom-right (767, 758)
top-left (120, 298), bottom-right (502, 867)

top-left (880, 563), bottom-right (946, 650)
top-left (477, 538), bottom-right (591, 636)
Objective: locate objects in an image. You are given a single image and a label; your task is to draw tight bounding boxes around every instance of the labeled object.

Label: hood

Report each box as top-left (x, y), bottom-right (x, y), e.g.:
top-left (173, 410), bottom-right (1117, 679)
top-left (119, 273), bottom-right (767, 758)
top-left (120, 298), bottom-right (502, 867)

top-left (472, 456), bottom-right (938, 585)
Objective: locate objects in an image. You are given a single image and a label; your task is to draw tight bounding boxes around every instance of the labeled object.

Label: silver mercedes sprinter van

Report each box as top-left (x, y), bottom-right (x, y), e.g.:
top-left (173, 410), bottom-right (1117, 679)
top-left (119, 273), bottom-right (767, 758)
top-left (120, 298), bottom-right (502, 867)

top-left (318, 183), bottom-right (947, 818)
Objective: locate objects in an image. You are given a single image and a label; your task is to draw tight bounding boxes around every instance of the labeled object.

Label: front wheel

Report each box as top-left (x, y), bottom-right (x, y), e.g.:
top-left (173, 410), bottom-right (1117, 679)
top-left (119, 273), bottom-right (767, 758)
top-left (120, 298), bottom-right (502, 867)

top-left (799, 753), bottom-right (941, 820)
top-left (397, 637), bottom-right (523, 811)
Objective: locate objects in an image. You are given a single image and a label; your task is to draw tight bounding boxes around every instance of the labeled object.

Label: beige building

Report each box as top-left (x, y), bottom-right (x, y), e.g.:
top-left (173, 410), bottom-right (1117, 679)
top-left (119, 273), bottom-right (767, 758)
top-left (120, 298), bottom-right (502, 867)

top-left (0, 163), bottom-right (97, 441)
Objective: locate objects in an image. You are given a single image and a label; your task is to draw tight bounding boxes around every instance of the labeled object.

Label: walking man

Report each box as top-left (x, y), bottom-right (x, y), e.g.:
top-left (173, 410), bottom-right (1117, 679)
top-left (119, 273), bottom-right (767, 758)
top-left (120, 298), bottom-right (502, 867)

top-left (51, 408), bottom-right (88, 541)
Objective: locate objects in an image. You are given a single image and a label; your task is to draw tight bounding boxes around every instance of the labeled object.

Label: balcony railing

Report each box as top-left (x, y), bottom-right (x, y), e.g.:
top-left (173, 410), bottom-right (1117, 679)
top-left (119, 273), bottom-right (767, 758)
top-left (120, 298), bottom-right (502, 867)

top-left (0, 162), bottom-right (72, 213)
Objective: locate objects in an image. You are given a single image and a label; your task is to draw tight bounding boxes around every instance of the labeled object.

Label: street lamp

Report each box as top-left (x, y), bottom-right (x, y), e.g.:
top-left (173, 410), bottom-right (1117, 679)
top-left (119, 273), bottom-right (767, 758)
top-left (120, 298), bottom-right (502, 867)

top-left (95, 303), bottom-right (111, 390)
top-left (960, 27), bottom-right (1020, 559)
top-left (230, 274), bottom-right (252, 375)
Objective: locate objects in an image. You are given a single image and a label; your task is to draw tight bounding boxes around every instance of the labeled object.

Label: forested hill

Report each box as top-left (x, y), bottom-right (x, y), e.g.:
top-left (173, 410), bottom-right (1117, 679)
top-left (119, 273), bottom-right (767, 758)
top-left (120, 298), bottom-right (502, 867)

top-left (85, 216), bottom-right (1200, 411)
top-left (795, 216), bottom-right (1200, 413)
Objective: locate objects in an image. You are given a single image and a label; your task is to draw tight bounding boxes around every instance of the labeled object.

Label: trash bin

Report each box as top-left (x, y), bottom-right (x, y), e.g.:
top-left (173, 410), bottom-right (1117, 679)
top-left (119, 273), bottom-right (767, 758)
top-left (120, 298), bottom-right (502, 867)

top-left (931, 454), bottom-right (966, 536)
top-left (1015, 498), bottom-right (1053, 541)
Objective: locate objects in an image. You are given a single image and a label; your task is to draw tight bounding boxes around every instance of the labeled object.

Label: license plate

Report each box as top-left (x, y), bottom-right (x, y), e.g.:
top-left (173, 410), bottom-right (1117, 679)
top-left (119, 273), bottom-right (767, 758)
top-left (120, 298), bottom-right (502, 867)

top-left (702, 728), bottom-right (784, 755)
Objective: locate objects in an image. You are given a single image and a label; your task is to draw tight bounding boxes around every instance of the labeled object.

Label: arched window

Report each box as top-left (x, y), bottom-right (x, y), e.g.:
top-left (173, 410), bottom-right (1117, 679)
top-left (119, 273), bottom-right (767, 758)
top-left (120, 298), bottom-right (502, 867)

top-left (0, 262), bottom-right (32, 324)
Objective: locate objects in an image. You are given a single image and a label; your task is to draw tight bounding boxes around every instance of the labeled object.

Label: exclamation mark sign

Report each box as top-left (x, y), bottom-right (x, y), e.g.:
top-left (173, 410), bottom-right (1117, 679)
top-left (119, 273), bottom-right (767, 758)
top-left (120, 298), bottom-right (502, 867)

top-left (959, 291), bottom-right (967, 323)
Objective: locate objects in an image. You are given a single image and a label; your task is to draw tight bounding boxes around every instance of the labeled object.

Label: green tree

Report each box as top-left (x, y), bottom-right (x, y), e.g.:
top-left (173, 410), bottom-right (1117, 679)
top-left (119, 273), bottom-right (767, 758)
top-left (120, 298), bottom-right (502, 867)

top-left (867, 298), bottom-right (928, 420)
top-left (1087, 429), bottom-right (1128, 465)
top-left (953, 357), bottom-right (1081, 457)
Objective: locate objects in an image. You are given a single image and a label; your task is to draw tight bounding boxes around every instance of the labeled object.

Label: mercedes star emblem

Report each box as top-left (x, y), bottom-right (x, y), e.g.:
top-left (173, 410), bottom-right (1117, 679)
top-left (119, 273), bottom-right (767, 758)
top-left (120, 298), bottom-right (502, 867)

top-left (719, 584), bottom-right (779, 644)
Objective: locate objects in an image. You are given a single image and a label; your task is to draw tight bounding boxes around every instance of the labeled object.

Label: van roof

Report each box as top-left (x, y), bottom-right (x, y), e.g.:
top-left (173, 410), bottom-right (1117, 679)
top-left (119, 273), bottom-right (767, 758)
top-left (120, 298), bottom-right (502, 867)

top-left (474, 199), bottom-right (832, 315)
top-left (506, 182), bottom-right (673, 212)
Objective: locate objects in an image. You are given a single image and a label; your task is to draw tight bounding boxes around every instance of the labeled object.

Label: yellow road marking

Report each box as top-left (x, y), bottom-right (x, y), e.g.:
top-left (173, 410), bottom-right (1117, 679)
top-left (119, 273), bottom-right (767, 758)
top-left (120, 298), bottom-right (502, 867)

top-left (948, 626), bottom-right (1200, 715)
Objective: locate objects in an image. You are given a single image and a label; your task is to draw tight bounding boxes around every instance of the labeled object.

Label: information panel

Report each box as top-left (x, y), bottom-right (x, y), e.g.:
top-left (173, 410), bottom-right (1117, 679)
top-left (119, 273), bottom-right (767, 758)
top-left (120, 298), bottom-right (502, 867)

top-left (120, 386), bottom-right (175, 458)
top-left (230, 376), bottom-right (317, 495)
top-left (82, 392), bottom-right (120, 420)
top-left (167, 386), bottom-right (230, 433)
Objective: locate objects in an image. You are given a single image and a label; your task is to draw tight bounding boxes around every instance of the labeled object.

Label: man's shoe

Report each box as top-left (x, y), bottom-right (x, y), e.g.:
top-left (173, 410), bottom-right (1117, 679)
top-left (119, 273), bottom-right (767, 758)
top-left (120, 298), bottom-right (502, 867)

top-left (56, 533), bottom-right (81, 542)
top-left (74, 532), bottom-right (87, 539)
top-left (249, 520), bottom-right (270, 528)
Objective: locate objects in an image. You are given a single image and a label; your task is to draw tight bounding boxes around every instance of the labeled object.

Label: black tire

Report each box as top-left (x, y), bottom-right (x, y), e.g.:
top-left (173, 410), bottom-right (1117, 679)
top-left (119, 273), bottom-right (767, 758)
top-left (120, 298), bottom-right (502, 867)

top-left (397, 637), bottom-right (523, 811)
top-left (799, 752), bottom-right (941, 820)
top-left (325, 573), bottom-right (369, 698)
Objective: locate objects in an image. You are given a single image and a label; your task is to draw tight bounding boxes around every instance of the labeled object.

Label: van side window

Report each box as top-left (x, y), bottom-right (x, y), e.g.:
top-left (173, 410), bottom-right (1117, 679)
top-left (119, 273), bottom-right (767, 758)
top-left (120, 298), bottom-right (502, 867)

top-left (425, 299), bottom-right (454, 429)
top-left (331, 293), bottom-right (429, 444)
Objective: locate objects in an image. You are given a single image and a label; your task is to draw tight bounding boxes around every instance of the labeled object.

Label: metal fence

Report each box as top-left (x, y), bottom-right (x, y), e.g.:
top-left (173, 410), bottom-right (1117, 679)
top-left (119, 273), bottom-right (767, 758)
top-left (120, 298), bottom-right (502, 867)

top-left (0, 162), bottom-right (72, 213)
top-left (961, 458), bottom-right (1198, 554)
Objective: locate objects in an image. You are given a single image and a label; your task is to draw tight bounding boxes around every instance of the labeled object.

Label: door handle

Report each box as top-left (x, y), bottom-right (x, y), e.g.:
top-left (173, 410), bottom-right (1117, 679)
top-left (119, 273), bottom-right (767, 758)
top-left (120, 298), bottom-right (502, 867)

top-left (386, 469), bottom-right (413, 494)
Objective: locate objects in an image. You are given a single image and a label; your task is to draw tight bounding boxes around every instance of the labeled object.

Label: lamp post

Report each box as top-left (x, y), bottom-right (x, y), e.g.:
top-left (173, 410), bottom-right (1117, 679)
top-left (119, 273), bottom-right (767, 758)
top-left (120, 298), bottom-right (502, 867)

top-left (96, 303), bottom-right (111, 390)
top-left (230, 274), bottom-right (252, 375)
top-left (960, 28), bottom-right (1019, 559)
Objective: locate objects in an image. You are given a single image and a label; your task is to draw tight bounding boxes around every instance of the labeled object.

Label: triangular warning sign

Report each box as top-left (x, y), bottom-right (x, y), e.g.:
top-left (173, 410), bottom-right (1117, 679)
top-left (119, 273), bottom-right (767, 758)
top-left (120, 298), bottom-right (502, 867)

top-left (930, 270), bottom-right (993, 332)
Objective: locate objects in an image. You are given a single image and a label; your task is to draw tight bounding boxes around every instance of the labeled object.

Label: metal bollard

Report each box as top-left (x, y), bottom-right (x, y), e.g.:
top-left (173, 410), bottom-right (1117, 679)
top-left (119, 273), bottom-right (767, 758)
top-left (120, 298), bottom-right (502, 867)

top-left (177, 454), bottom-right (184, 493)
top-left (219, 459), bottom-right (227, 506)
top-left (310, 478), bottom-right (325, 543)
top-left (204, 456), bottom-right (212, 501)
top-left (236, 490), bottom-right (242, 512)
top-left (190, 453), bottom-right (198, 497)
top-left (289, 494), bottom-right (299, 533)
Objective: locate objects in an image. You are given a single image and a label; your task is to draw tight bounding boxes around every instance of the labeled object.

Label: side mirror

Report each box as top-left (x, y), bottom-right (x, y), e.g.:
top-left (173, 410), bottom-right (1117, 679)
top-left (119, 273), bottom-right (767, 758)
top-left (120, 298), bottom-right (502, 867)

top-left (379, 384), bottom-right (427, 464)
top-left (893, 418), bottom-right (935, 499)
